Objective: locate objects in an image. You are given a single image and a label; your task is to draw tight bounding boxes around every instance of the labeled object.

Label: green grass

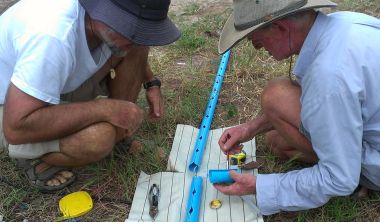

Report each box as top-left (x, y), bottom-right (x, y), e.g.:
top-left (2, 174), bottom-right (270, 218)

top-left (175, 24), bottom-right (207, 52)
top-left (1, 0), bottom-right (380, 221)
top-left (183, 3), bottom-right (201, 15)
top-left (1, 189), bottom-right (28, 214)
top-left (324, 197), bottom-right (359, 221)
top-left (172, 13), bottom-right (226, 54)
top-left (221, 102), bottom-right (238, 119)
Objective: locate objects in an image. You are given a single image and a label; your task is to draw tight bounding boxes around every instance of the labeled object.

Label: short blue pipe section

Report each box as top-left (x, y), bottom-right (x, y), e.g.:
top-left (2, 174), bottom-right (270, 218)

top-left (188, 50), bottom-right (231, 172)
top-left (209, 169), bottom-right (241, 184)
top-left (184, 176), bottom-right (203, 222)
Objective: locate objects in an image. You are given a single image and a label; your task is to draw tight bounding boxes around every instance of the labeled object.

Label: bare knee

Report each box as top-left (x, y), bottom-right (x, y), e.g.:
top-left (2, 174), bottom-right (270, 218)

top-left (61, 122), bottom-right (117, 164)
top-left (262, 78), bottom-right (292, 111)
top-left (82, 135), bottom-right (114, 162)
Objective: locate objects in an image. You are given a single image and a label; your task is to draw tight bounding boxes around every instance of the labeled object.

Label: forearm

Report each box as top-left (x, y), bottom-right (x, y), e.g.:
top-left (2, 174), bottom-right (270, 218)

top-left (4, 99), bottom-right (108, 144)
top-left (143, 61), bottom-right (155, 83)
top-left (244, 112), bottom-right (274, 139)
top-left (135, 46), bottom-right (155, 83)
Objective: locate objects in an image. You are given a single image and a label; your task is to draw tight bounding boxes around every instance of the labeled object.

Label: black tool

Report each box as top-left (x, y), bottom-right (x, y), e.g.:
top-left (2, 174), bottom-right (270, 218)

top-left (149, 184), bottom-right (160, 219)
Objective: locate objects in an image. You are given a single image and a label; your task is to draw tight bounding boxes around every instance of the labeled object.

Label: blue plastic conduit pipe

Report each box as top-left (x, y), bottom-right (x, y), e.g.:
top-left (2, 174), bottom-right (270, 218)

top-left (188, 49), bottom-right (231, 172)
top-left (184, 176), bottom-right (203, 222)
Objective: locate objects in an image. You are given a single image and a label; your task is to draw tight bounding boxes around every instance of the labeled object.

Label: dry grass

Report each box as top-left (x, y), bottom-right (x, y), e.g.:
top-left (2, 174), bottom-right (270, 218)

top-left (1, 0), bottom-right (380, 221)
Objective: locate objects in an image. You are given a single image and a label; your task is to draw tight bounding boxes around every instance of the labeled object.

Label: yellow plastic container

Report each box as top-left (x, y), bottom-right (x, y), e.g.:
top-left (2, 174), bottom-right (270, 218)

top-left (55, 191), bottom-right (93, 221)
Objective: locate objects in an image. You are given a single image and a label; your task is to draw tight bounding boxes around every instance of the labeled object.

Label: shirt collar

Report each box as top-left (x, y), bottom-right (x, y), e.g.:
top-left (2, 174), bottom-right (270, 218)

top-left (293, 12), bottom-right (329, 81)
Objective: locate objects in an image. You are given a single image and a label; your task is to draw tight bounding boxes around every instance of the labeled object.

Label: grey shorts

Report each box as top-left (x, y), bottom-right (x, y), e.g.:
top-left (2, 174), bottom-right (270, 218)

top-left (1, 72), bottom-right (109, 159)
top-left (359, 174), bottom-right (380, 191)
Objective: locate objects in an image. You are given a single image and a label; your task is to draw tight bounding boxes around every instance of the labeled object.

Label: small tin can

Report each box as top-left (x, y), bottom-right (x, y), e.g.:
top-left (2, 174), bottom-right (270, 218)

top-left (209, 199), bottom-right (222, 209)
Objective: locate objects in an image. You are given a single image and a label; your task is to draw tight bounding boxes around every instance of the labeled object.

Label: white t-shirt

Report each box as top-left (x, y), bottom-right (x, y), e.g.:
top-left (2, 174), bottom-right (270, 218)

top-left (0, 0), bottom-right (111, 104)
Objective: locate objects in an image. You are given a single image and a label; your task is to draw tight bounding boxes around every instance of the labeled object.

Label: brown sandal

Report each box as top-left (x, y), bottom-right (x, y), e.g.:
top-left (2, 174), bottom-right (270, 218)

top-left (15, 158), bottom-right (76, 193)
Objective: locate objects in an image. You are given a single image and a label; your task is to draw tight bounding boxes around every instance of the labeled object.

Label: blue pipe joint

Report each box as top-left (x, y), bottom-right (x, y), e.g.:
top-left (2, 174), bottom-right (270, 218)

top-left (188, 50), bottom-right (231, 172)
top-left (209, 169), bottom-right (241, 184)
top-left (185, 176), bottom-right (203, 222)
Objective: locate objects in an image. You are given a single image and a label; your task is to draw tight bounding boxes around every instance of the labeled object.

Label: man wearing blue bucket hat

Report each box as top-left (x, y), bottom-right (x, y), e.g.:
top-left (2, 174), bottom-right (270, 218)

top-left (215, 0), bottom-right (380, 215)
top-left (0, 0), bottom-right (180, 192)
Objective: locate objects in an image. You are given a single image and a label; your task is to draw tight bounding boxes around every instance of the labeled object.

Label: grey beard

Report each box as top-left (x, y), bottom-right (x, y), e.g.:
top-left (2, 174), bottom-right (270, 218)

top-left (109, 45), bottom-right (128, 57)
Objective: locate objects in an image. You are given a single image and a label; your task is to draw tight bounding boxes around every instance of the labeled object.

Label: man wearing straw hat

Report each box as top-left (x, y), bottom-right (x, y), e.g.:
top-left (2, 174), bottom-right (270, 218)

top-left (0, 0), bottom-right (180, 192)
top-left (215, 0), bottom-right (380, 215)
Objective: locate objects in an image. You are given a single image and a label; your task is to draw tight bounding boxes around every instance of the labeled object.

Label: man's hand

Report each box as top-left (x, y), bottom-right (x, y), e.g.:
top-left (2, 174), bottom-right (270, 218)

top-left (213, 171), bottom-right (257, 195)
top-left (218, 123), bottom-right (252, 153)
top-left (145, 86), bottom-right (164, 122)
top-left (102, 99), bottom-right (144, 137)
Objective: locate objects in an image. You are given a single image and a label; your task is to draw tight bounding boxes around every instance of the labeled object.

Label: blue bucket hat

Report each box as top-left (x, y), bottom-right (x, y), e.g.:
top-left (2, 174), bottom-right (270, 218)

top-left (79, 0), bottom-right (181, 46)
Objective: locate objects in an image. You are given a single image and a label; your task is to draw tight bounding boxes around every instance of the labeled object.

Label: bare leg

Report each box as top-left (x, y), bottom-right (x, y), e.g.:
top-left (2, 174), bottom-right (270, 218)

top-left (42, 122), bottom-right (116, 167)
top-left (265, 130), bottom-right (291, 160)
top-left (261, 77), bottom-right (318, 164)
top-left (35, 47), bottom-right (151, 186)
top-left (108, 46), bottom-right (151, 101)
top-left (352, 186), bottom-right (369, 199)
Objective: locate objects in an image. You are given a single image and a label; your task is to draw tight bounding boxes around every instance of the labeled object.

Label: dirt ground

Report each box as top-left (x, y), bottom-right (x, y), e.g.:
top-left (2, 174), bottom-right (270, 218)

top-left (171, 0), bottom-right (231, 13)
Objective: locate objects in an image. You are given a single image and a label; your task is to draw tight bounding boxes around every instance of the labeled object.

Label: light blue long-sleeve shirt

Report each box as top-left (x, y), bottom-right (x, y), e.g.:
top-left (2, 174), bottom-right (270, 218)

top-left (256, 11), bottom-right (380, 215)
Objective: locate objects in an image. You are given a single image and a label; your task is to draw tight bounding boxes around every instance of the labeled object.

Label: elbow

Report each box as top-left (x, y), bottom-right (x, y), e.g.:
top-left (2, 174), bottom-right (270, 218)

top-left (343, 181), bottom-right (358, 195)
top-left (330, 177), bottom-right (358, 196)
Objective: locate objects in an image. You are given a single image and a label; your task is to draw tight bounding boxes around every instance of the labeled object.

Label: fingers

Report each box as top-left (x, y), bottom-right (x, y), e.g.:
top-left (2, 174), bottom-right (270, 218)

top-left (218, 133), bottom-right (229, 151)
top-left (213, 180), bottom-right (239, 195)
top-left (229, 144), bottom-right (244, 154)
top-left (213, 173), bottom-right (256, 196)
top-left (122, 102), bottom-right (144, 134)
top-left (213, 183), bottom-right (234, 194)
top-left (219, 131), bottom-right (241, 153)
top-left (213, 171), bottom-right (241, 195)
top-left (146, 87), bottom-right (163, 120)
top-left (124, 128), bottom-right (133, 137)
top-left (224, 137), bottom-right (241, 151)
top-left (151, 94), bottom-right (161, 117)
top-left (150, 98), bottom-right (163, 119)
top-left (213, 183), bottom-right (243, 196)
top-left (229, 170), bottom-right (241, 182)
top-left (100, 99), bottom-right (144, 136)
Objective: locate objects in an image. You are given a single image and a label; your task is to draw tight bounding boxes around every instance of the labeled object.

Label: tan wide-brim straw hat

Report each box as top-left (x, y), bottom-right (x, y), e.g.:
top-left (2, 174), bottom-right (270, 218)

top-left (218, 0), bottom-right (337, 54)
